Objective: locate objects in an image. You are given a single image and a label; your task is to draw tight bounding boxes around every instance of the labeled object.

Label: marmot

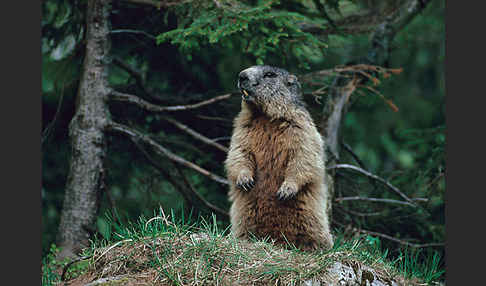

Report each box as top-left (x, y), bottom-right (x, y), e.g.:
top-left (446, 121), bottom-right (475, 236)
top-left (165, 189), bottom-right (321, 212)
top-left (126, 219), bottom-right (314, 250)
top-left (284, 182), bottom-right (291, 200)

top-left (225, 65), bottom-right (334, 251)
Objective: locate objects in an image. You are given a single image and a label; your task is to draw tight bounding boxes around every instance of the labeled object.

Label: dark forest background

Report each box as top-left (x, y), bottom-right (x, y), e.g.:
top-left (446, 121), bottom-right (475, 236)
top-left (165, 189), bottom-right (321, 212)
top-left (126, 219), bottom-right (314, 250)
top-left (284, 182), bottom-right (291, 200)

top-left (41, 0), bottom-right (445, 269)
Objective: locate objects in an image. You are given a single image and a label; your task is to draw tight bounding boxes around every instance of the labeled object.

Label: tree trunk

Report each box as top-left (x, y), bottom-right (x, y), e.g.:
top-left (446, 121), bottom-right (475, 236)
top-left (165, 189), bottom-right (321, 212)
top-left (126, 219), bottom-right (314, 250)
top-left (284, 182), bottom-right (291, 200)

top-left (56, 0), bottom-right (112, 260)
top-left (321, 0), bottom-right (432, 224)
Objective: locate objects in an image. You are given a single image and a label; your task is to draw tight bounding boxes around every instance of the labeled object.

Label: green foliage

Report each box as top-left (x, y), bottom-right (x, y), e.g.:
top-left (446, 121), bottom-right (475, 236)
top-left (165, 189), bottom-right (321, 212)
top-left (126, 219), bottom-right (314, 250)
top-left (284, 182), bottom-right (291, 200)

top-left (41, 243), bottom-right (92, 286)
top-left (157, 0), bottom-right (328, 68)
top-left (41, 244), bottom-right (61, 286)
top-left (42, 0), bottom-right (85, 62)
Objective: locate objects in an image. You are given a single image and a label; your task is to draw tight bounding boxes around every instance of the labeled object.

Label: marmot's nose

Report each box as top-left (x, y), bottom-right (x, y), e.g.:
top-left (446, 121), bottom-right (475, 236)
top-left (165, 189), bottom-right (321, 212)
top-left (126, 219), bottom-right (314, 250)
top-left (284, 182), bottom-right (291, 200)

top-left (238, 70), bottom-right (259, 88)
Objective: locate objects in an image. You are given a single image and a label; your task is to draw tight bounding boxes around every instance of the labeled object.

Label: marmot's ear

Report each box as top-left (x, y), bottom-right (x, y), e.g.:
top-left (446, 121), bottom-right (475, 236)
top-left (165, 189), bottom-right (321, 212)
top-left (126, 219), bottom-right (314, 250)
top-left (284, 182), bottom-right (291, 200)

top-left (286, 74), bottom-right (298, 86)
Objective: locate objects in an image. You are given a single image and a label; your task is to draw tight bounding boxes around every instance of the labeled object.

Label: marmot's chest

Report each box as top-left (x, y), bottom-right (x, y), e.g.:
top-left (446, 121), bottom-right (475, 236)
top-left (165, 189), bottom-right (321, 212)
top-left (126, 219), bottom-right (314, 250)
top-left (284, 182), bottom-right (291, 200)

top-left (246, 117), bottom-right (296, 190)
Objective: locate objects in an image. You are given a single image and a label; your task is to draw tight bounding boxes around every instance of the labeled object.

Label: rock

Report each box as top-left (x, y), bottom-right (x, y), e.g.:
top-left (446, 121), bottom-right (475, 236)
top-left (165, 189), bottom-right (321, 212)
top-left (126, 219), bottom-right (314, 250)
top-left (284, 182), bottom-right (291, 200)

top-left (326, 261), bottom-right (399, 286)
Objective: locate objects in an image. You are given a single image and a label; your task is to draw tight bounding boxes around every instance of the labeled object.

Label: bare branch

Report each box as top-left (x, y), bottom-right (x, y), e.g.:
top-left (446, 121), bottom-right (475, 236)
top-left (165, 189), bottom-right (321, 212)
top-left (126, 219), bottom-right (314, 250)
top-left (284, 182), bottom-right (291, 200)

top-left (341, 142), bottom-right (367, 171)
top-left (212, 0), bottom-right (222, 8)
top-left (328, 164), bottom-right (417, 206)
top-left (424, 172), bottom-right (444, 192)
top-left (111, 29), bottom-right (156, 39)
top-left (196, 115), bottom-right (232, 123)
top-left (162, 93), bottom-right (233, 111)
top-left (161, 117), bottom-right (229, 153)
top-left (112, 58), bottom-right (168, 103)
top-left (132, 139), bottom-right (195, 208)
top-left (112, 58), bottom-right (233, 108)
top-left (110, 90), bottom-right (233, 112)
top-left (301, 64), bottom-right (402, 85)
top-left (106, 121), bottom-right (229, 186)
top-left (335, 196), bottom-right (420, 208)
top-left (334, 221), bottom-right (444, 248)
top-left (210, 136), bottom-right (231, 142)
top-left (132, 139), bottom-right (229, 219)
top-left (335, 206), bottom-right (389, 217)
top-left (389, 0), bottom-right (433, 38)
top-left (300, 7), bottom-right (396, 36)
top-left (306, 69), bottom-right (393, 152)
top-left (42, 83), bottom-right (66, 144)
top-left (300, 0), bottom-right (432, 37)
top-left (110, 90), bottom-right (164, 111)
top-left (112, 57), bottom-right (147, 86)
top-left (356, 228), bottom-right (444, 249)
top-left (172, 164), bottom-right (229, 218)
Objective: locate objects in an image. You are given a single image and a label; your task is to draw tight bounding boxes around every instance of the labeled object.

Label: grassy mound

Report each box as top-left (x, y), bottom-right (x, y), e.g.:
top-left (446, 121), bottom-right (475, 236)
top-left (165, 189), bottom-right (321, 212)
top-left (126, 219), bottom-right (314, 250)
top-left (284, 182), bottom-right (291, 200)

top-left (42, 209), bottom-right (444, 285)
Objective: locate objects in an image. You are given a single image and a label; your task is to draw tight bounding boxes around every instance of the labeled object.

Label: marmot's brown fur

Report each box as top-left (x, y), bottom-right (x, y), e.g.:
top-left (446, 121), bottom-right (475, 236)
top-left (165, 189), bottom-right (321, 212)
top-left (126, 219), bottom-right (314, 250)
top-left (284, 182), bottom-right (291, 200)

top-left (225, 65), bottom-right (333, 251)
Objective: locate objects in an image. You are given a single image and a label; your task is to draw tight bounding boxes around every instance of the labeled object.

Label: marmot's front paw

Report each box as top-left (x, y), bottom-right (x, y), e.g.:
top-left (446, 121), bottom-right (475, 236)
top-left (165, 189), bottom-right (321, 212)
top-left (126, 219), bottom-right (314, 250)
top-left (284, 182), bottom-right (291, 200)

top-left (277, 181), bottom-right (298, 200)
top-left (236, 172), bottom-right (255, 191)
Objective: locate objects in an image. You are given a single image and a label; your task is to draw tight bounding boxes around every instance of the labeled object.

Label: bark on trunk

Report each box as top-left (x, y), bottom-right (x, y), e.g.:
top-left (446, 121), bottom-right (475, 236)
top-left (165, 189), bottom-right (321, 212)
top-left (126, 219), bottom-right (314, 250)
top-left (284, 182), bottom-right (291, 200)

top-left (56, 0), bottom-right (112, 260)
top-left (321, 77), bottom-right (360, 222)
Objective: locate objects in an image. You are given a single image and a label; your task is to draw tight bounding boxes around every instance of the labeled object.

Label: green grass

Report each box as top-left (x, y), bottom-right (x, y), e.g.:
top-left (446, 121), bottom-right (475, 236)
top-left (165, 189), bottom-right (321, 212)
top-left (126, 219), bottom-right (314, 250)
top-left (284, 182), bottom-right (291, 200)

top-left (393, 248), bottom-right (445, 283)
top-left (41, 247), bottom-right (60, 286)
top-left (42, 208), bottom-right (445, 285)
top-left (41, 244), bottom-right (92, 286)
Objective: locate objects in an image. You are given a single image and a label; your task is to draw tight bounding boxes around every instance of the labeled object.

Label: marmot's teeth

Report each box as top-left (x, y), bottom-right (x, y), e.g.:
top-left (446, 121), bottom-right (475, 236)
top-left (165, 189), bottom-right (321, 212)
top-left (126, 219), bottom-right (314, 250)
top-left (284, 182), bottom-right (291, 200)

top-left (242, 89), bottom-right (249, 97)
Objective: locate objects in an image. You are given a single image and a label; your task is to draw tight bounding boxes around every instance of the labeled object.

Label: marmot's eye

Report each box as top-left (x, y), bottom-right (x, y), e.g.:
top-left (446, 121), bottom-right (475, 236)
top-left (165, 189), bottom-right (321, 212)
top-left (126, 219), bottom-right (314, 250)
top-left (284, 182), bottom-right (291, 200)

top-left (263, 71), bottom-right (277, 78)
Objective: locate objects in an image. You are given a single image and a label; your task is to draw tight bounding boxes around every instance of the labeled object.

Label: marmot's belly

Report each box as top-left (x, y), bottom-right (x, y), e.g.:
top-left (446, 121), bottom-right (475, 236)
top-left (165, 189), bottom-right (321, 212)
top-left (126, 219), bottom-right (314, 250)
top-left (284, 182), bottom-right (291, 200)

top-left (237, 137), bottom-right (325, 248)
top-left (242, 180), bottom-right (322, 247)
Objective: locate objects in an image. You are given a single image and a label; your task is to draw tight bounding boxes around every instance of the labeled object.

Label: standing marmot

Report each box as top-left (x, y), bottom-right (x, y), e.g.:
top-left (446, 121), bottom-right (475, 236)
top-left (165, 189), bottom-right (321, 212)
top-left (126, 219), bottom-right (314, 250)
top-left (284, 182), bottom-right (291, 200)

top-left (225, 65), bottom-right (334, 251)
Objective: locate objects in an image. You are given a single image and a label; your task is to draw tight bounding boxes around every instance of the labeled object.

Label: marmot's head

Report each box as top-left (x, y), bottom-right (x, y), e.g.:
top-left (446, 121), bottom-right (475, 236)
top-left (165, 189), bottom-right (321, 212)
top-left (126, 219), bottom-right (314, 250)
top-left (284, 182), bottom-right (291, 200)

top-left (237, 65), bottom-right (303, 118)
